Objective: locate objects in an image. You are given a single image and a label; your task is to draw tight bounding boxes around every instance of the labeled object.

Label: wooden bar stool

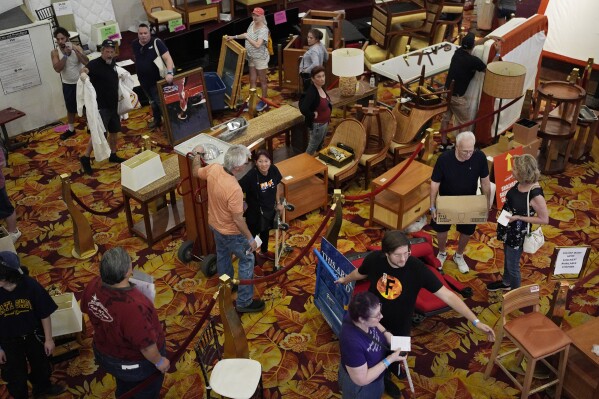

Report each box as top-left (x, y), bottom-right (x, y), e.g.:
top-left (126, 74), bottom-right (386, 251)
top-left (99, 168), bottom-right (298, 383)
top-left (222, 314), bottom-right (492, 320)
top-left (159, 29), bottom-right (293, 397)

top-left (532, 81), bottom-right (586, 174)
top-left (484, 284), bottom-right (572, 399)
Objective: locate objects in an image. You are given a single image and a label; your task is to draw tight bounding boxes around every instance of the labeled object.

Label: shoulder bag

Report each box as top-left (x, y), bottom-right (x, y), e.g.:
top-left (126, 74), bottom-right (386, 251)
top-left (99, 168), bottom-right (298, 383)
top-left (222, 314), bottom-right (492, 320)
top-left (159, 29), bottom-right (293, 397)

top-left (153, 39), bottom-right (167, 78)
top-left (523, 184), bottom-right (544, 254)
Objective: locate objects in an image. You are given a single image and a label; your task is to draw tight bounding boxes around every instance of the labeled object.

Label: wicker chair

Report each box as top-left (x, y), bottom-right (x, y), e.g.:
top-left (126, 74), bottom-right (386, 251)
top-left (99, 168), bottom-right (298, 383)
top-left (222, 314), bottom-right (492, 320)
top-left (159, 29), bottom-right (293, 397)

top-left (359, 108), bottom-right (396, 188)
top-left (318, 119), bottom-right (367, 189)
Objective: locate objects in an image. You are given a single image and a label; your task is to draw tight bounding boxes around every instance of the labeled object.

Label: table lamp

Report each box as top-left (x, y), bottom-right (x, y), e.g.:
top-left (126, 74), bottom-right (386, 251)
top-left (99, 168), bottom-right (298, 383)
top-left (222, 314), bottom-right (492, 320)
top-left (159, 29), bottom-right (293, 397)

top-left (482, 61), bottom-right (526, 138)
top-left (332, 48), bottom-right (365, 97)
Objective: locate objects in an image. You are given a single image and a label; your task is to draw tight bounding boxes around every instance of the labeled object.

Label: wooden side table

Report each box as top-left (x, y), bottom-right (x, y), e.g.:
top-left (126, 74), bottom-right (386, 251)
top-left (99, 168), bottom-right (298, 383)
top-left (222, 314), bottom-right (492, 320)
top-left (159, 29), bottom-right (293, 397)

top-left (370, 159), bottom-right (433, 230)
top-left (0, 107), bottom-right (26, 152)
top-left (276, 153), bottom-right (328, 221)
top-left (571, 109), bottom-right (598, 160)
top-left (563, 317), bottom-right (599, 399)
top-left (122, 156), bottom-right (185, 246)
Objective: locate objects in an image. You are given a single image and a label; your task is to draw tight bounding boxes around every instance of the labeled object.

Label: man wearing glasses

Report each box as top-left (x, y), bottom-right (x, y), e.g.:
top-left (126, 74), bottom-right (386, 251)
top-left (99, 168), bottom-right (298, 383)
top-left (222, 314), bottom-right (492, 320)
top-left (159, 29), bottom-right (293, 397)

top-left (335, 230), bottom-right (495, 398)
top-left (430, 131), bottom-right (492, 273)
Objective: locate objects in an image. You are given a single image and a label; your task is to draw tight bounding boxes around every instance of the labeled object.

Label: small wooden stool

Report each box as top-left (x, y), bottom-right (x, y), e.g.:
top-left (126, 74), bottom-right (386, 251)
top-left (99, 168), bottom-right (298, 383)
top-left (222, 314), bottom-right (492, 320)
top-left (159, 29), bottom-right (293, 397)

top-left (571, 109), bottom-right (598, 160)
top-left (122, 156), bottom-right (185, 246)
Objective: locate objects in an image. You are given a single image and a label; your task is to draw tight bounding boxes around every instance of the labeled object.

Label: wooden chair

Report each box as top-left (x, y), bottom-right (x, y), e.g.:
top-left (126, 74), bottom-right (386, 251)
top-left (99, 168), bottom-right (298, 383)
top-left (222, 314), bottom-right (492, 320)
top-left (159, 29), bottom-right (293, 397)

top-left (389, 72), bottom-right (452, 164)
top-left (36, 6), bottom-right (81, 46)
top-left (359, 108), bottom-right (396, 188)
top-left (484, 284), bottom-right (572, 399)
top-left (405, 0), bottom-right (465, 50)
top-left (318, 119), bottom-right (367, 189)
top-left (142, 0), bottom-right (184, 34)
top-left (194, 316), bottom-right (263, 398)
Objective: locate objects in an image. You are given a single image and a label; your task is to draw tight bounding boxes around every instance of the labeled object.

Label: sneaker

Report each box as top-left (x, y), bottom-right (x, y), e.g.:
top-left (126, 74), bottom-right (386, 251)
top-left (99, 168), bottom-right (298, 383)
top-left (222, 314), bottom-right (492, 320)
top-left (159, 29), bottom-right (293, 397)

top-left (148, 118), bottom-right (161, 129)
top-left (487, 280), bottom-right (511, 291)
top-left (436, 251), bottom-right (447, 271)
top-left (59, 130), bottom-right (76, 140)
top-left (80, 156), bottom-right (93, 175)
top-left (33, 383), bottom-right (66, 397)
top-left (454, 253), bottom-right (469, 273)
top-left (256, 100), bottom-right (268, 112)
top-left (384, 372), bottom-right (403, 399)
top-left (237, 299), bottom-right (265, 313)
top-left (8, 228), bottom-right (21, 243)
top-left (109, 153), bottom-right (126, 163)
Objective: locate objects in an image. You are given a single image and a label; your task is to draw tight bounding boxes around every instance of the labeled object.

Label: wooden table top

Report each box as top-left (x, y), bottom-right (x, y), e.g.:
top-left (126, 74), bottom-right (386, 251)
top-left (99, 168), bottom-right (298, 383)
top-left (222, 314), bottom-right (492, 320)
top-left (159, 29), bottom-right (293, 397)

top-left (290, 80), bottom-right (377, 110)
top-left (538, 81), bottom-right (586, 101)
top-left (276, 153), bottom-right (327, 183)
top-left (566, 316), bottom-right (599, 367)
top-left (371, 159), bottom-right (432, 196)
top-left (0, 107), bottom-right (26, 125)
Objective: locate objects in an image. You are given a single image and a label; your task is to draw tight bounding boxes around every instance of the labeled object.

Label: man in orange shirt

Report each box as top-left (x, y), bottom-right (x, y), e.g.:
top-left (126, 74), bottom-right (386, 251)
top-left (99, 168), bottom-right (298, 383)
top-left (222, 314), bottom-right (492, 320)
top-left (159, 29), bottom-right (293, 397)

top-left (192, 144), bottom-right (264, 313)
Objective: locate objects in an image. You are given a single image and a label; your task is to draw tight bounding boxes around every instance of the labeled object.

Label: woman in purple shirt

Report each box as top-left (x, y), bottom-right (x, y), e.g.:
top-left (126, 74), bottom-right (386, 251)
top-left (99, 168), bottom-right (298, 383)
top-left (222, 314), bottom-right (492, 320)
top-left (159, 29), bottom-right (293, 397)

top-left (338, 292), bottom-right (406, 398)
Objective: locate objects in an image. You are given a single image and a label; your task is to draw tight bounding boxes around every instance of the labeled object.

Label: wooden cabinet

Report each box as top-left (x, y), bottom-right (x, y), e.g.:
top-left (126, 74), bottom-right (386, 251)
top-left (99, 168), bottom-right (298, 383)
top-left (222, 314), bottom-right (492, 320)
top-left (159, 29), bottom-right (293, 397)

top-left (174, 0), bottom-right (220, 28)
top-left (563, 317), bottom-right (599, 399)
top-left (276, 153), bottom-right (328, 221)
top-left (370, 159), bottom-right (432, 230)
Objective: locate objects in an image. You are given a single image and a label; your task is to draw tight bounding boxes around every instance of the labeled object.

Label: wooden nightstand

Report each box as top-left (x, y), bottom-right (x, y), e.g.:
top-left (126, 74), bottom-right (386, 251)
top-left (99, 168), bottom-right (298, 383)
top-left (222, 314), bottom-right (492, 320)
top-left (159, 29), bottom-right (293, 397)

top-left (174, 0), bottom-right (220, 29)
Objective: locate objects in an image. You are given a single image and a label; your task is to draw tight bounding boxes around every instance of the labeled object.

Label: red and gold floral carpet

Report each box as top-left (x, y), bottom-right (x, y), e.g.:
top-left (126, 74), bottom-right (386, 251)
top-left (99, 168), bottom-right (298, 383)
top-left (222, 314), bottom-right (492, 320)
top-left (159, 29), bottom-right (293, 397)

top-left (1, 72), bottom-right (597, 399)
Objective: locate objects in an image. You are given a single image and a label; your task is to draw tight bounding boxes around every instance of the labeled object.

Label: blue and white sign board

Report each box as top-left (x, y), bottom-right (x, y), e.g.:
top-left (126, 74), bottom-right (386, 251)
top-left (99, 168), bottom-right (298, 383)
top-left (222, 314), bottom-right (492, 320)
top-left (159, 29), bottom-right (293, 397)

top-left (314, 238), bottom-right (355, 336)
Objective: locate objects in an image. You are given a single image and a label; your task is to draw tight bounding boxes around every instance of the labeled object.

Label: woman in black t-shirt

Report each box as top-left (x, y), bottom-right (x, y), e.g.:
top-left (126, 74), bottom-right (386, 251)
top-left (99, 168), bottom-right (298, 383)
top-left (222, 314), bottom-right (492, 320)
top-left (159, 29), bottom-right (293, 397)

top-left (490, 154), bottom-right (549, 291)
top-left (239, 150), bottom-right (283, 260)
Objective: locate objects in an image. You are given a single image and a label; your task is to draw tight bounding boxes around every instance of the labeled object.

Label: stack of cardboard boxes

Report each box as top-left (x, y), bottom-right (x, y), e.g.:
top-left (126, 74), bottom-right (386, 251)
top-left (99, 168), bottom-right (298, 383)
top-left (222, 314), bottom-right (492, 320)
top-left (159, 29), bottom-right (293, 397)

top-left (512, 118), bottom-right (541, 157)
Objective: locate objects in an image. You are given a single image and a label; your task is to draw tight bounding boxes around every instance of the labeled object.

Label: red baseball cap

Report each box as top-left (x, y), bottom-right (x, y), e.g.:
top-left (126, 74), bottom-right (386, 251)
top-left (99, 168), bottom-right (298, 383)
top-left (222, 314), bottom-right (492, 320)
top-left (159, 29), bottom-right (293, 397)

top-left (252, 7), bottom-right (265, 16)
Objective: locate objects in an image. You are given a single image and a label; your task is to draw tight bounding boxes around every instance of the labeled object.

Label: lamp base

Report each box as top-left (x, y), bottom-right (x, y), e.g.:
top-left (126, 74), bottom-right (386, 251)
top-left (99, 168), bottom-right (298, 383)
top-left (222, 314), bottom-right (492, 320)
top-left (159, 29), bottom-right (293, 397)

top-left (339, 76), bottom-right (358, 97)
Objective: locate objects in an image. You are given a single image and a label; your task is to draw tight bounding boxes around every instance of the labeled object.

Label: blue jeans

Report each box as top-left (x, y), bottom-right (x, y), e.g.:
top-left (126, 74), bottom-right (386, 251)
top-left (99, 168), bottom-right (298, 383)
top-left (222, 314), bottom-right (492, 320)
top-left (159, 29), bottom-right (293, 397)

top-left (142, 84), bottom-right (162, 124)
top-left (306, 122), bottom-right (329, 155)
top-left (93, 346), bottom-right (165, 399)
top-left (211, 227), bottom-right (255, 308)
top-left (338, 362), bottom-right (384, 399)
top-left (503, 245), bottom-right (523, 290)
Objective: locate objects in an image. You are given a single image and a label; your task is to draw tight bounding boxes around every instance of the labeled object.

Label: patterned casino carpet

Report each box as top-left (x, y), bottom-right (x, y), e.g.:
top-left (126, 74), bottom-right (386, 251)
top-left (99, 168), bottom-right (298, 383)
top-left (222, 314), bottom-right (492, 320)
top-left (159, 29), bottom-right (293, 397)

top-left (1, 72), bottom-right (598, 399)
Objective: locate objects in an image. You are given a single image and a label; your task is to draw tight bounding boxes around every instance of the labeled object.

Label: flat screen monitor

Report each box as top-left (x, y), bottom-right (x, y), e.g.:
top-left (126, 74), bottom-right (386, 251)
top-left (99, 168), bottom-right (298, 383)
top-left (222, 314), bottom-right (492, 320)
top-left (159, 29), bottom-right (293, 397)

top-left (207, 22), bottom-right (235, 63)
top-left (164, 27), bottom-right (205, 73)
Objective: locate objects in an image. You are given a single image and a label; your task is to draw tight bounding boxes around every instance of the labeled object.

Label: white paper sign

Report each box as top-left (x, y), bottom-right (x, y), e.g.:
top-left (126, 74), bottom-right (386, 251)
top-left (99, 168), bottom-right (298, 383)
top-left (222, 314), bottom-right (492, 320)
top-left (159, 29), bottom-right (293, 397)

top-left (554, 247), bottom-right (589, 276)
top-left (0, 30), bottom-right (42, 94)
top-left (497, 209), bottom-right (512, 226)
top-left (390, 336), bottom-right (411, 352)
top-left (53, 1), bottom-right (73, 16)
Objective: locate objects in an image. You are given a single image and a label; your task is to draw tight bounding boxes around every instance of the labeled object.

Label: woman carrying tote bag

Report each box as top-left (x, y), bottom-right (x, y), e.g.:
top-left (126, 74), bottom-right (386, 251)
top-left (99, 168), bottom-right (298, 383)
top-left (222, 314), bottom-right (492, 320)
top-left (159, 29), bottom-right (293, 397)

top-left (489, 154), bottom-right (549, 291)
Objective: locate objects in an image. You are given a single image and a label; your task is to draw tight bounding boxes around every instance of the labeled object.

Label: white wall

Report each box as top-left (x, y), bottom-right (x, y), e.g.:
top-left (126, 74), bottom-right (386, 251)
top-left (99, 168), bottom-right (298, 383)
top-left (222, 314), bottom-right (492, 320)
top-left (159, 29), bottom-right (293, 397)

top-left (0, 0), bottom-right (23, 14)
top-left (0, 20), bottom-right (65, 136)
top-left (111, 0), bottom-right (146, 33)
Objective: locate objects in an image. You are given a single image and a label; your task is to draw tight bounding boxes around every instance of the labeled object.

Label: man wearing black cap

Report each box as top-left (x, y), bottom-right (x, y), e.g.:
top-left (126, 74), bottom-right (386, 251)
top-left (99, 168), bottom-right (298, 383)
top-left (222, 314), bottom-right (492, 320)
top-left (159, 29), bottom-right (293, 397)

top-left (0, 251), bottom-right (66, 398)
top-left (439, 32), bottom-right (502, 151)
top-left (79, 39), bottom-right (126, 175)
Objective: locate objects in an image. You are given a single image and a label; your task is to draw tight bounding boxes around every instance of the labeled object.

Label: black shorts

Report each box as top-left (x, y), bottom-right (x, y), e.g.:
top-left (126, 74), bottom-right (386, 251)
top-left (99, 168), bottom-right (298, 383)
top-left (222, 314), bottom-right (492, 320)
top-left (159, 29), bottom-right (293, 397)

top-left (62, 83), bottom-right (77, 114)
top-left (99, 108), bottom-right (121, 134)
top-left (430, 220), bottom-right (476, 236)
top-left (0, 186), bottom-right (15, 218)
top-left (497, 7), bottom-right (516, 19)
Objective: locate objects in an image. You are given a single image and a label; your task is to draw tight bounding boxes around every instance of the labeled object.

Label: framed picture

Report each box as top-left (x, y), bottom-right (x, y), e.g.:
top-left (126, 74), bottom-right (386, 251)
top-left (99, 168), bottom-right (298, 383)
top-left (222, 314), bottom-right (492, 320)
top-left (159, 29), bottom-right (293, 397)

top-left (158, 67), bottom-right (213, 146)
top-left (217, 37), bottom-right (246, 109)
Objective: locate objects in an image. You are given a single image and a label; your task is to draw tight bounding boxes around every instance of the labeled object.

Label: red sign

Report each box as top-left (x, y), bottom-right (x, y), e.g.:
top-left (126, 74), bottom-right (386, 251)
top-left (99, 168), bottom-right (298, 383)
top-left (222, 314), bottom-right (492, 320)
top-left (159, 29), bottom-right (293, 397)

top-left (493, 146), bottom-right (523, 208)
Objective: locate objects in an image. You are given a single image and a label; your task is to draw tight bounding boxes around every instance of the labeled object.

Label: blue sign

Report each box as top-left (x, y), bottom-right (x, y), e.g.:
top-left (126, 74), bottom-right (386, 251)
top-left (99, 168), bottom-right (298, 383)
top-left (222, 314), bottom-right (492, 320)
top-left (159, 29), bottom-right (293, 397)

top-left (314, 238), bottom-right (355, 336)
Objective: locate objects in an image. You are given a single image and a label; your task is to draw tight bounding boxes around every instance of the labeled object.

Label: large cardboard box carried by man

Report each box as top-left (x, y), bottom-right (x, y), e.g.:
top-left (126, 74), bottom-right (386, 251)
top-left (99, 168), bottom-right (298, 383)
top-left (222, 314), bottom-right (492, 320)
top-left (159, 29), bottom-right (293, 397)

top-left (435, 195), bottom-right (488, 224)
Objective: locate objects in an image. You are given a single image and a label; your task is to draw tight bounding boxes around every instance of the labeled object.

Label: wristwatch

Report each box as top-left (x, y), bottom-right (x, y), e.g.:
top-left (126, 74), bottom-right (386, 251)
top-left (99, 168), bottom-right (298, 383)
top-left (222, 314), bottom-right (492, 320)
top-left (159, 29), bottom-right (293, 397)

top-left (166, 71), bottom-right (174, 75)
top-left (429, 206), bottom-right (436, 212)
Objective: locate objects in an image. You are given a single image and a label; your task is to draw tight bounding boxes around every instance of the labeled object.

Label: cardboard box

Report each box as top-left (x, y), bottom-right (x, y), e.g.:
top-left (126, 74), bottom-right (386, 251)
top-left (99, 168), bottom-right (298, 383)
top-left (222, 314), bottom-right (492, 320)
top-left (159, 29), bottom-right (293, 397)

top-left (50, 293), bottom-right (83, 337)
top-left (512, 118), bottom-right (539, 144)
top-left (318, 146), bottom-right (354, 168)
top-left (121, 150), bottom-right (165, 191)
top-left (0, 227), bottom-right (16, 253)
top-left (513, 138), bottom-right (541, 158)
top-left (435, 195), bottom-right (488, 224)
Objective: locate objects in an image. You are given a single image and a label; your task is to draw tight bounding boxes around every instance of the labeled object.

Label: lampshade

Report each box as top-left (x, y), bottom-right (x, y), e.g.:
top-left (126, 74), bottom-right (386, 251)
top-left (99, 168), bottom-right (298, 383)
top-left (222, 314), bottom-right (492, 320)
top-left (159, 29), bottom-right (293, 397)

top-left (332, 48), bottom-right (364, 77)
top-left (483, 61), bottom-right (526, 99)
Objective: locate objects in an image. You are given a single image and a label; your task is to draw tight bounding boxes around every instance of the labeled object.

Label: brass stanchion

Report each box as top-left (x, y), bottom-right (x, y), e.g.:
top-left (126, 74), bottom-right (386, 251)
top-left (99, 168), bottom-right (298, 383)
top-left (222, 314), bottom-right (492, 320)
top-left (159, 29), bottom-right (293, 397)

top-left (247, 88), bottom-right (258, 118)
top-left (60, 173), bottom-right (98, 259)
top-left (218, 274), bottom-right (249, 359)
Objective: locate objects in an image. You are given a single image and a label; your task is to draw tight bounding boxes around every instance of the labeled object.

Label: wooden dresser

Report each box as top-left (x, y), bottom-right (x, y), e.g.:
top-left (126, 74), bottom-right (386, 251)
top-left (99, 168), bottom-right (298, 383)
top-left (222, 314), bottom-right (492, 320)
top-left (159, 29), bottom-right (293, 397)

top-left (174, 0), bottom-right (219, 28)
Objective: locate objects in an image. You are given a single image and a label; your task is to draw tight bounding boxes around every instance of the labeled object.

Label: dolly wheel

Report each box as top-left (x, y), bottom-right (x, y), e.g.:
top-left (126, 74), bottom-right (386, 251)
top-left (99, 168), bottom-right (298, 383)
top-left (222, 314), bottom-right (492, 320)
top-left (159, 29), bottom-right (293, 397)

top-left (277, 222), bottom-right (290, 231)
top-left (201, 254), bottom-right (217, 277)
top-left (178, 240), bottom-right (195, 263)
top-left (284, 203), bottom-right (295, 212)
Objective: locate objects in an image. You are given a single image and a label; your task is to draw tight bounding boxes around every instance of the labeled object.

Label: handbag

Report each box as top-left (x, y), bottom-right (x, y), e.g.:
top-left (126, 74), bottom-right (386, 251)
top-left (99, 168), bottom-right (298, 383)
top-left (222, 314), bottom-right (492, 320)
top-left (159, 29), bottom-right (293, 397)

top-left (117, 82), bottom-right (141, 115)
top-left (523, 184), bottom-right (545, 254)
top-left (153, 39), bottom-right (167, 78)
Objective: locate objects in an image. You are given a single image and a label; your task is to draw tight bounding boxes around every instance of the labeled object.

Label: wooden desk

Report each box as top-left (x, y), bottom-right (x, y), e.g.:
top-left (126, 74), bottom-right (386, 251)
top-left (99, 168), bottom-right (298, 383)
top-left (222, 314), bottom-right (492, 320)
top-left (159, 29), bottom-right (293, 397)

top-left (564, 317), bottom-right (599, 399)
top-left (327, 80), bottom-right (378, 118)
top-left (276, 153), bottom-right (328, 221)
top-left (122, 156), bottom-right (185, 247)
top-left (0, 107), bottom-right (26, 152)
top-left (370, 159), bottom-right (432, 230)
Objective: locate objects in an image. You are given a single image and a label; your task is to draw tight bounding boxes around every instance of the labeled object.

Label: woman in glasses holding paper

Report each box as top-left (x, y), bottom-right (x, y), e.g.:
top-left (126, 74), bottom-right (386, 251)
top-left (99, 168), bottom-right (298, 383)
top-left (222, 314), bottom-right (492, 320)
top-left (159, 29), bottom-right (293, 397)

top-left (338, 291), bottom-right (406, 399)
top-left (490, 154), bottom-right (548, 291)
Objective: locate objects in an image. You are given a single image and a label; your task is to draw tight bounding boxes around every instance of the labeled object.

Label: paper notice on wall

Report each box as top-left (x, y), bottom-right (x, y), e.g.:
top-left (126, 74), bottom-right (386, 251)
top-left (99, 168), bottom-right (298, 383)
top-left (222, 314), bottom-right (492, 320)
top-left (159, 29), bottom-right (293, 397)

top-left (53, 1), bottom-right (73, 16)
top-left (274, 11), bottom-right (287, 25)
top-left (0, 30), bottom-right (42, 94)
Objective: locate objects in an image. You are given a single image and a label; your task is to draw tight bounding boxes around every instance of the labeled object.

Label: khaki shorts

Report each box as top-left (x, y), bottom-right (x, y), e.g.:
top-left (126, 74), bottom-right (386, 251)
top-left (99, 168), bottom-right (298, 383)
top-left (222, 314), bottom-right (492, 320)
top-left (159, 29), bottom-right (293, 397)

top-left (248, 57), bottom-right (269, 70)
top-left (441, 95), bottom-right (471, 128)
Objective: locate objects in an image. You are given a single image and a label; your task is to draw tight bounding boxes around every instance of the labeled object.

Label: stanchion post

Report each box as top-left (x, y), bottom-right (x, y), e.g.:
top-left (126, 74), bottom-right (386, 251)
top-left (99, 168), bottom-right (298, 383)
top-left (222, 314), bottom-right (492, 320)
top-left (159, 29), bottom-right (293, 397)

top-left (60, 173), bottom-right (98, 259)
top-left (218, 274), bottom-right (249, 359)
top-left (248, 88), bottom-right (258, 118)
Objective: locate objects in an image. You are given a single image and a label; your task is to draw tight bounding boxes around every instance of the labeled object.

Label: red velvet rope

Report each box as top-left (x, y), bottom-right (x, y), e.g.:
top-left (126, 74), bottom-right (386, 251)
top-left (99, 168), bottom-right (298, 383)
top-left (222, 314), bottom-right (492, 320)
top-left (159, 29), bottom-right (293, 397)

top-left (117, 295), bottom-right (218, 399)
top-left (70, 189), bottom-right (124, 216)
top-left (237, 206), bottom-right (335, 285)
top-left (344, 140), bottom-right (424, 202)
